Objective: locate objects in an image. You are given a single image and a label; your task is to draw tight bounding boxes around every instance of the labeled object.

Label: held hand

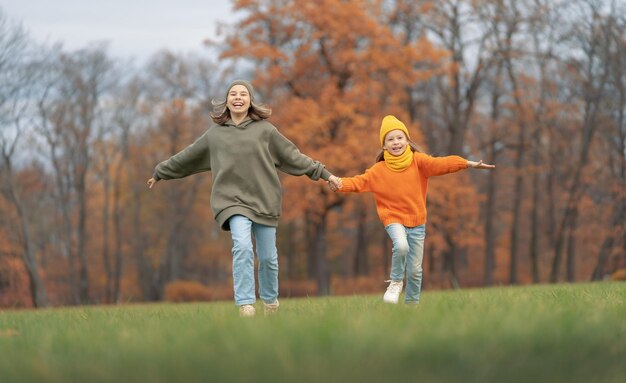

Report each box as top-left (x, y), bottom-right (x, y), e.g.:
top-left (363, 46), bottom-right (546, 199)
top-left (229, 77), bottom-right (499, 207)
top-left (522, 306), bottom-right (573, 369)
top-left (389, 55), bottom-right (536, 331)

top-left (327, 175), bottom-right (342, 192)
top-left (468, 160), bottom-right (495, 170)
top-left (147, 177), bottom-right (158, 189)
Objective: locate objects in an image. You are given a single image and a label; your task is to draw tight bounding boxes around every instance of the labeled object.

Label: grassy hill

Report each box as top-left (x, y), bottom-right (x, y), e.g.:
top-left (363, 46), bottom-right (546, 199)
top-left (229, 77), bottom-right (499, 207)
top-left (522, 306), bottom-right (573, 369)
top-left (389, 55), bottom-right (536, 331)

top-left (1, 282), bottom-right (624, 383)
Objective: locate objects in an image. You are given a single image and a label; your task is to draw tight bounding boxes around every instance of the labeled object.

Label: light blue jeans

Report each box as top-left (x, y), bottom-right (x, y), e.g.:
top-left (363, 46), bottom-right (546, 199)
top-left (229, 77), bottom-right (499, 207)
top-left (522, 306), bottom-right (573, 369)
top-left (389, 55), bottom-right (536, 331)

top-left (229, 215), bottom-right (279, 306)
top-left (385, 223), bottom-right (426, 304)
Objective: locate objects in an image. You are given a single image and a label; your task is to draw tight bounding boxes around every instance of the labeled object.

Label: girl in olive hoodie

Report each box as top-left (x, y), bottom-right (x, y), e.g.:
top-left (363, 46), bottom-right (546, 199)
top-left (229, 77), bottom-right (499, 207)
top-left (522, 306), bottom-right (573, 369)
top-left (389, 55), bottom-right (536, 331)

top-left (148, 80), bottom-right (341, 316)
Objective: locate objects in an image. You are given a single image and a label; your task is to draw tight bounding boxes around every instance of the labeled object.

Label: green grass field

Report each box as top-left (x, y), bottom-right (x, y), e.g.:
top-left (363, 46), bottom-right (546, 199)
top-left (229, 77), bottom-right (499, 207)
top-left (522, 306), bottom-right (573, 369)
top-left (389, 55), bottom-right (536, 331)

top-left (1, 282), bottom-right (625, 383)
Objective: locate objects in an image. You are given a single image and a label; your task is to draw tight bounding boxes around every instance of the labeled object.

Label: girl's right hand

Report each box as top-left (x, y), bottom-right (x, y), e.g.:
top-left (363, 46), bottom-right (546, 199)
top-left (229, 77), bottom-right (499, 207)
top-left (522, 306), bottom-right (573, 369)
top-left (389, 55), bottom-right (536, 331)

top-left (468, 160), bottom-right (495, 169)
top-left (147, 177), bottom-right (158, 189)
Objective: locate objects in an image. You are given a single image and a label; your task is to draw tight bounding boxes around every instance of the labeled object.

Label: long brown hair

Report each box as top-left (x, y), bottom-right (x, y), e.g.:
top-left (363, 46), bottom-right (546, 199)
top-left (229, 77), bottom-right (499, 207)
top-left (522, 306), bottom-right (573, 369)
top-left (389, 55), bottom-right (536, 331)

top-left (210, 98), bottom-right (272, 125)
top-left (375, 140), bottom-right (422, 162)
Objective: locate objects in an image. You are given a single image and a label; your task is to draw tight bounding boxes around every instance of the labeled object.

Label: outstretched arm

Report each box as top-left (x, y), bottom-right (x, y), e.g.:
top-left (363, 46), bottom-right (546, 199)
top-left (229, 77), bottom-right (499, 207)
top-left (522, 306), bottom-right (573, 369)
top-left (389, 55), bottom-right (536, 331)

top-left (150, 130), bottom-right (212, 185)
top-left (327, 169), bottom-right (374, 193)
top-left (467, 160), bottom-right (495, 170)
top-left (270, 129), bottom-right (331, 180)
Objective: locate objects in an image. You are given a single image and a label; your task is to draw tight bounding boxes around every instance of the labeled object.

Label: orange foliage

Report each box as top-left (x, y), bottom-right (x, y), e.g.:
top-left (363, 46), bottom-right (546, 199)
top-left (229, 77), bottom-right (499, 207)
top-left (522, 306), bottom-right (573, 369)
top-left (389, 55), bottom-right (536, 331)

top-left (610, 269), bottom-right (626, 281)
top-left (224, 0), bottom-right (448, 228)
top-left (0, 257), bottom-right (32, 308)
top-left (428, 173), bottom-right (483, 248)
top-left (7, 0), bottom-right (621, 308)
top-left (164, 280), bottom-right (232, 303)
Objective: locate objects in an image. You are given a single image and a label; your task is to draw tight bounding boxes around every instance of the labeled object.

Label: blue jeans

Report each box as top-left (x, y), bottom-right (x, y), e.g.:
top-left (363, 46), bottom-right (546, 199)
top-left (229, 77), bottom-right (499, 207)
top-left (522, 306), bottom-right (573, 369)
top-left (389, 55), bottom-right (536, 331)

top-left (385, 223), bottom-right (426, 304)
top-left (229, 215), bottom-right (279, 306)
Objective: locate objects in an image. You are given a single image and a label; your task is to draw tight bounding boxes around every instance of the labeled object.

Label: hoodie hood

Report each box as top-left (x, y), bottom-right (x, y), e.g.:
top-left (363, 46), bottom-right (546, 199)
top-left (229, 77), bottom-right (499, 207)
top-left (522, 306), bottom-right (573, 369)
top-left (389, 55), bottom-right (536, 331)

top-left (224, 117), bottom-right (255, 129)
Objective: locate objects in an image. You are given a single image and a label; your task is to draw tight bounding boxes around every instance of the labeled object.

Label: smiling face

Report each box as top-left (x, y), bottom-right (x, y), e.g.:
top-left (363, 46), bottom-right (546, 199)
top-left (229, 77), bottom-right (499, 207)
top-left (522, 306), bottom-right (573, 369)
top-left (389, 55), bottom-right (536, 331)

top-left (382, 129), bottom-right (409, 156)
top-left (226, 84), bottom-right (251, 117)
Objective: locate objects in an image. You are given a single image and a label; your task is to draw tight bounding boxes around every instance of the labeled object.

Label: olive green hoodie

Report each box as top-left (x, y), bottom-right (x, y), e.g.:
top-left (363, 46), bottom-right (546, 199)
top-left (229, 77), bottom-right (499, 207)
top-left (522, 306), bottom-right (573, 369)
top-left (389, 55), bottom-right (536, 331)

top-left (153, 118), bottom-right (331, 230)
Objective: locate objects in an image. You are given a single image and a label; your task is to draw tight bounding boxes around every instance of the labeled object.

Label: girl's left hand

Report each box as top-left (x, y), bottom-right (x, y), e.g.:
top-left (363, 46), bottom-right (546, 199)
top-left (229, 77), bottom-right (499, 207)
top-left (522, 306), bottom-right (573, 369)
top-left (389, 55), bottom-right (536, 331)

top-left (147, 177), bottom-right (159, 189)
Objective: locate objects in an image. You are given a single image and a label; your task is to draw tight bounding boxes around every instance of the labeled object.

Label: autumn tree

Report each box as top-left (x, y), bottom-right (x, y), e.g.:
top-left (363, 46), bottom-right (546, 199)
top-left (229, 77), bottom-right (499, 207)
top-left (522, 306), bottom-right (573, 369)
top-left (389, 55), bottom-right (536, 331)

top-left (0, 9), bottom-right (48, 307)
top-left (138, 51), bottom-right (227, 300)
top-left (388, 0), bottom-right (497, 287)
top-left (220, 0), bottom-right (446, 294)
top-left (590, 3), bottom-right (626, 280)
top-left (91, 74), bottom-right (146, 303)
top-left (34, 44), bottom-right (119, 304)
top-left (549, 0), bottom-right (614, 283)
top-left (523, 0), bottom-right (563, 283)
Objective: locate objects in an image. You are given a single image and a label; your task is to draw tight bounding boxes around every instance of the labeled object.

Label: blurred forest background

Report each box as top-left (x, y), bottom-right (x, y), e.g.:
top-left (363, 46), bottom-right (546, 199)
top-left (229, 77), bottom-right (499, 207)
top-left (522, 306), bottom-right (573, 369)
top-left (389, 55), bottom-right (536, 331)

top-left (1, 0), bottom-right (625, 308)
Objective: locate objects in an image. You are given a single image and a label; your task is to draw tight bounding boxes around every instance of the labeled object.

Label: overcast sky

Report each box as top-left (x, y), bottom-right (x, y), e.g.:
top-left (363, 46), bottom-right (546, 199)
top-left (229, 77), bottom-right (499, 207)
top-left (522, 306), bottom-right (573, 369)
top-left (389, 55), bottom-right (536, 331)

top-left (0, 0), bottom-right (237, 62)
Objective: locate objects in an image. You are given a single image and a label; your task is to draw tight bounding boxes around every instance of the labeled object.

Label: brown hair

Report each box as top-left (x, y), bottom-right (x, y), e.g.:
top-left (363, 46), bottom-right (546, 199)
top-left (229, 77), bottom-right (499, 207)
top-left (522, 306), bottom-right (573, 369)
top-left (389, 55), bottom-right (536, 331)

top-left (210, 80), bottom-right (272, 125)
top-left (210, 99), bottom-right (272, 125)
top-left (375, 140), bottom-right (422, 162)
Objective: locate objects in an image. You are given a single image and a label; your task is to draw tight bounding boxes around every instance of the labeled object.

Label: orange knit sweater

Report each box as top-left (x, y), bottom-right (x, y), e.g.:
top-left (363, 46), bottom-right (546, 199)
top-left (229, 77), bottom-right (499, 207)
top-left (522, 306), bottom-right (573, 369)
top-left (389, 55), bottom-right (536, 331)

top-left (339, 152), bottom-right (468, 227)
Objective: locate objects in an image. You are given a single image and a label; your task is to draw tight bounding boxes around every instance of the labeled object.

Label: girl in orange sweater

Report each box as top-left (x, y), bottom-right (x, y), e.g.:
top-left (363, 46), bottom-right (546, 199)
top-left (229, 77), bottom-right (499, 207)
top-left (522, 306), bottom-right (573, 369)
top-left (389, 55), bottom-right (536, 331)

top-left (330, 115), bottom-right (495, 304)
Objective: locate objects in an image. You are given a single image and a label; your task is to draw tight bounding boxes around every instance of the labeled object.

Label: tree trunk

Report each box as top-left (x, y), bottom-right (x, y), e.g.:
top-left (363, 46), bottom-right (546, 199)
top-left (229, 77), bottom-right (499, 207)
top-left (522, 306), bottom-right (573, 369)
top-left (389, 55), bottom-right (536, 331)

top-left (306, 211), bottom-right (318, 280)
top-left (353, 197), bottom-right (369, 276)
top-left (157, 180), bottom-right (201, 298)
top-left (529, 164), bottom-right (541, 283)
top-left (443, 232), bottom-right (460, 289)
top-left (51, 153), bottom-right (79, 304)
top-left (566, 208), bottom-right (579, 282)
top-left (314, 213), bottom-right (330, 296)
top-left (76, 173), bottom-right (90, 304)
top-left (508, 163), bottom-right (523, 285)
top-left (132, 177), bottom-right (157, 301)
top-left (382, 229), bottom-right (390, 278)
top-left (101, 162), bottom-right (113, 303)
top-left (592, 27), bottom-right (626, 278)
top-left (282, 223), bottom-right (298, 280)
top-left (550, 17), bottom-right (610, 282)
top-left (529, 41), bottom-right (549, 285)
top-left (591, 196), bottom-right (624, 280)
top-left (546, 130), bottom-right (557, 273)
top-left (484, 62), bottom-right (502, 286)
top-left (592, 237), bottom-right (615, 281)
top-left (112, 162), bottom-right (124, 303)
top-left (550, 124), bottom-right (601, 282)
top-left (3, 181), bottom-right (48, 308)
top-left (484, 143), bottom-right (497, 286)
top-left (427, 245), bottom-right (436, 274)
top-left (503, 48), bottom-right (526, 286)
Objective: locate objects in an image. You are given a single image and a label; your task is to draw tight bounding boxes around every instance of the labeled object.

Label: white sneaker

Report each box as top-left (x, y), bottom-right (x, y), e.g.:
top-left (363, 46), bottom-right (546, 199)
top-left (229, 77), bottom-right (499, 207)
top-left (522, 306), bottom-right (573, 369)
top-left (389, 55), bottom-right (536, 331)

top-left (383, 280), bottom-right (403, 304)
top-left (239, 304), bottom-right (256, 317)
top-left (263, 300), bottom-right (279, 315)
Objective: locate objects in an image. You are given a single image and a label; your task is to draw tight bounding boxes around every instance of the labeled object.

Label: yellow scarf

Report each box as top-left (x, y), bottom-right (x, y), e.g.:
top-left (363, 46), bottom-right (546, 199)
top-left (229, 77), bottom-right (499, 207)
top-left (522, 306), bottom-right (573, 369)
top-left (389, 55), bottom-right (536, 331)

top-left (384, 147), bottom-right (413, 172)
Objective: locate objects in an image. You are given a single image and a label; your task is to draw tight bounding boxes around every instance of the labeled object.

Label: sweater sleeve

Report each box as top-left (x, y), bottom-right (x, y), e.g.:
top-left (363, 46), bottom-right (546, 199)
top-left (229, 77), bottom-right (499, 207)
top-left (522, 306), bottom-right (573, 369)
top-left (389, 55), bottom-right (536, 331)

top-left (153, 130), bottom-right (212, 181)
top-left (339, 169), bottom-right (373, 193)
top-left (414, 152), bottom-right (468, 178)
top-left (269, 128), bottom-right (331, 181)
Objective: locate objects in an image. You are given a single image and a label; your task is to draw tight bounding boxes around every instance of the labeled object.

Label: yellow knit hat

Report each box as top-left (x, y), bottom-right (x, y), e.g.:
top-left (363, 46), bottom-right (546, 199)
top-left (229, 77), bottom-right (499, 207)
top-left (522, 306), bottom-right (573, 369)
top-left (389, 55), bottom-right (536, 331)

top-left (379, 115), bottom-right (410, 147)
